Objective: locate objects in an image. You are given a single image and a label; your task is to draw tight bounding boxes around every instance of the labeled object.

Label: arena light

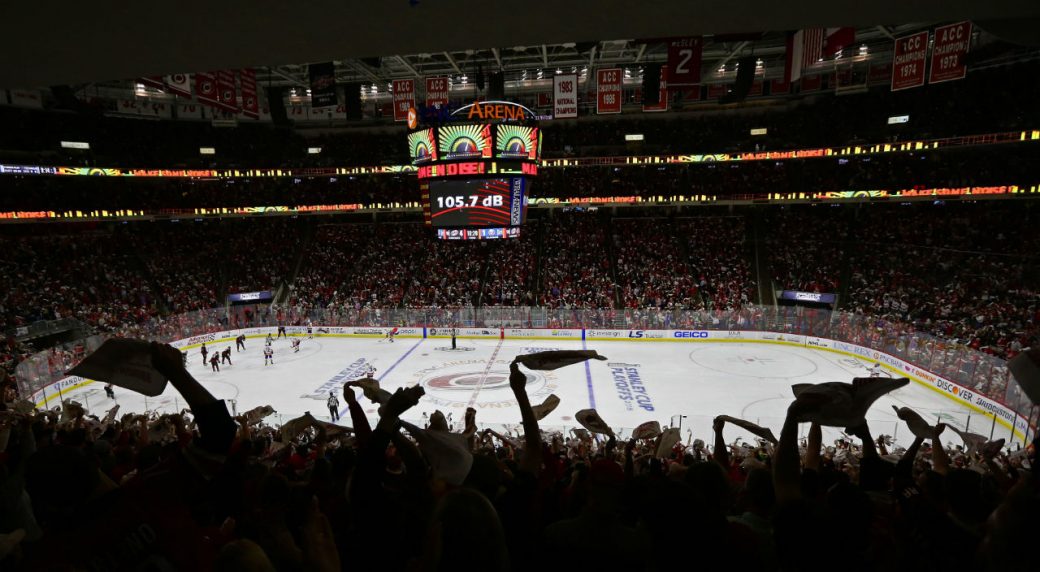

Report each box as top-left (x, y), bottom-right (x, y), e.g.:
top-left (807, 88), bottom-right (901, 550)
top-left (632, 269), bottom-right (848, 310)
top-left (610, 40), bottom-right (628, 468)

top-left (625, 134), bottom-right (645, 142)
top-left (887, 115), bottom-right (910, 125)
top-left (199, 147), bottom-right (216, 155)
top-left (750, 128), bottom-right (768, 136)
top-left (60, 141), bottom-right (90, 150)
top-left (307, 147), bottom-right (322, 154)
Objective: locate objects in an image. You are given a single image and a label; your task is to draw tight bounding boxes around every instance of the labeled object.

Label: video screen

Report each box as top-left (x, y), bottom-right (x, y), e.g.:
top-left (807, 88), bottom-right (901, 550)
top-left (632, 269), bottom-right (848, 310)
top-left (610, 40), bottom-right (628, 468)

top-left (428, 177), bottom-right (528, 228)
top-left (407, 129), bottom-right (437, 164)
top-left (495, 125), bottom-right (539, 160)
top-left (436, 227), bottom-right (522, 240)
top-left (438, 124), bottom-right (492, 160)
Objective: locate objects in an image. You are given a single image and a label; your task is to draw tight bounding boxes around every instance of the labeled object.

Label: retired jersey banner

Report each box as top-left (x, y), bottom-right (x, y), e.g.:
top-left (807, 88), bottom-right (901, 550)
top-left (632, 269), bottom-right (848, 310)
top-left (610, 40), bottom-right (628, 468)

top-left (666, 37), bottom-right (702, 87)
top-left (930, 21), bottom-right (972, 84)
top-left (596, 68), bottom-right (622, 114)
top-left (215, 70), bottom-right (238, 112)
top-left (238, 69), bottom-right (259, 119)
top-left (392, 79), bottom-right (415, 122)
top-left (164, 73), bottom-right (191, 97)
top-left (309, 62), bottom-right (337, 108)
top-left (891, 31), bottom-right (929, 91)
top-left (641, 68), bottom-right (668, 112)
top-left (553, 74), bottom-right (578, 118)
top-left (194, 72), bottom-right (219, 107)
top-left (425, 76), bottom-right (449, 108)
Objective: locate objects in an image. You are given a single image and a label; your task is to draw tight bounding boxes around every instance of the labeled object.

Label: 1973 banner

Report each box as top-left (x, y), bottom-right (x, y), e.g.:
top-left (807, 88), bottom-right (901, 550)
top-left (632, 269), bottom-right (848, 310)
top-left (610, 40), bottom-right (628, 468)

top-left (930, 21), bottom-right (971, 84)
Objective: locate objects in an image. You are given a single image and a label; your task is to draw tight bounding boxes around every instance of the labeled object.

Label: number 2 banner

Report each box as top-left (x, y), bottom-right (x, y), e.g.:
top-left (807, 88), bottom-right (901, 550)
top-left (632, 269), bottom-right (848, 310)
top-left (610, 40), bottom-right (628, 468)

top-left (891, 31), bottom-right (928, 91)
top-left (930, 21), bottom-right (971, 84)
top-left (553, 74), bottom-right (578, 118)
top-left (667, 37), bottom-right (702, 87)
top-left (596, 68), bottom-right (622, 114)
top-left (392, 79), bottom-right (415, 122)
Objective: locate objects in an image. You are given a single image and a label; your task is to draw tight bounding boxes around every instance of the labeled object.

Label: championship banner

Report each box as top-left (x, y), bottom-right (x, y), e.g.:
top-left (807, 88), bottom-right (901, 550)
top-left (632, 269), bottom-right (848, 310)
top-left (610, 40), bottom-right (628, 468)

top-left (596, 68), bottom-right (622, 114)
top-left (215, 70), bottom-right (239, 112)
top-left (164, 74), bottom-right (191, 98)
top-left (194, 72), bottom-right (219, 107)
top-left (930, 21), bottom-right (972, 84)
top-left (641, 68), bottom-right (667, 112)
top-left (891, 31), bottom-right (928, 91)
top-left (392, 79), bottom-right (415, 122)
top-left (553, 74), bottom-right (578, 118)
top-left (309, 62), bottom-right (337, 108)
top-left (238, 69), bottom-right (259, 119)
top-left (666, 37), bottom-right (702, 87)
top-left (425, 76), bottom-right (449, 108)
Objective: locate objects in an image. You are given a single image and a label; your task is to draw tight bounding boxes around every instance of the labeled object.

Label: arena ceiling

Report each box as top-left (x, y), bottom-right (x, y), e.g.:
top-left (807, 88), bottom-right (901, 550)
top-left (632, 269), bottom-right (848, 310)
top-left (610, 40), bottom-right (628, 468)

top-left (2, 0), bottom-right (1039, 89)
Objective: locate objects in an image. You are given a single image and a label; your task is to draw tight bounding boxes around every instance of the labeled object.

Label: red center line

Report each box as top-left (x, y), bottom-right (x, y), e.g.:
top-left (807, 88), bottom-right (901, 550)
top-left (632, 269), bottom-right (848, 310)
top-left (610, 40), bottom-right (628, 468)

top-left (467, 338), bottom-right (505, 409)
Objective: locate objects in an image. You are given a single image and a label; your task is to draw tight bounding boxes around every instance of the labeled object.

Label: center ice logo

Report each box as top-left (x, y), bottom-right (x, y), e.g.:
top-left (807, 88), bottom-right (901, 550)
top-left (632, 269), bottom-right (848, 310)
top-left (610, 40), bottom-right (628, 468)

top-left (415, 359), bottom-right (554, 406)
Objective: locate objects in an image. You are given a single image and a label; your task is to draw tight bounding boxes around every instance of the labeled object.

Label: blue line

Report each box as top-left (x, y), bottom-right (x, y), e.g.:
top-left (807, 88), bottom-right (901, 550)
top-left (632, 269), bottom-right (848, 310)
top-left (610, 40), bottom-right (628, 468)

top-left (336, 338), bottom-right (424, 419)
top-left (582, 337), bottom-right (596, 409)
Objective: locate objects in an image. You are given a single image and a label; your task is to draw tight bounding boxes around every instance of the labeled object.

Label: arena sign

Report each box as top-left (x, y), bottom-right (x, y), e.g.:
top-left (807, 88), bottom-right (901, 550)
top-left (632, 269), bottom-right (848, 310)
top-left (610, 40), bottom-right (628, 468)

top-left (452, 101), bottom-right (537, 123)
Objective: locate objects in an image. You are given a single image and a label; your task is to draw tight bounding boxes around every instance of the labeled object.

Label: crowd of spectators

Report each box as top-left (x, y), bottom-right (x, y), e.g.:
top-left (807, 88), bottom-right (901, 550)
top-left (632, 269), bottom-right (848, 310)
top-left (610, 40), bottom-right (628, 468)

top-left (539, 214), bottom-right (618, 309)
top-left (613, 218), bottom-right (699, 309)
top-left (679, 216), bottom-right (756, 310)
top-left (481, 223), bottom-right (539, 307)
top-left (765, 206), bottom-right (850, 294)
top-left (0, 342), bottom-right (1033, 571)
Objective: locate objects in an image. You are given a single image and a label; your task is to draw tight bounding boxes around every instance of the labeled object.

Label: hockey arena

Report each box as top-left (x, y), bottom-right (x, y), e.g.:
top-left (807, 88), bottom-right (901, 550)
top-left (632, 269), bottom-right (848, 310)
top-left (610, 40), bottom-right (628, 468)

top-left (3, 2), bottom-right (1040, 570)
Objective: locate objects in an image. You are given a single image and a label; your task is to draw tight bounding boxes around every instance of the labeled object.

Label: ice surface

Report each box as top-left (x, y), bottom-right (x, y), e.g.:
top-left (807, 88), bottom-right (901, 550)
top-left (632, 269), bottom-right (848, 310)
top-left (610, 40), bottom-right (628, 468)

top-left (51, 336), bottom-right (1005, 448)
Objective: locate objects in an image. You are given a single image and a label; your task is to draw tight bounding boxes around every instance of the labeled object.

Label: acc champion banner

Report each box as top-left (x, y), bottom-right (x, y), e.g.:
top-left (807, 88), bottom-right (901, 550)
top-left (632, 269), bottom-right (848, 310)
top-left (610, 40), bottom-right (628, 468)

top-left (553, 74), bottom-right (578, 118)
top-left (596, 68), bottom-right (622, 114)
top-left (891, 31), bottom-right (928, 91)
top-left (309, 62), bottom-right (337, 108)
top-left (425, 76), bottom-right (449, 108)
top-left (930, 21), bottom-right (971, 84)
top-left (392, 79), bottom-right (415, 122)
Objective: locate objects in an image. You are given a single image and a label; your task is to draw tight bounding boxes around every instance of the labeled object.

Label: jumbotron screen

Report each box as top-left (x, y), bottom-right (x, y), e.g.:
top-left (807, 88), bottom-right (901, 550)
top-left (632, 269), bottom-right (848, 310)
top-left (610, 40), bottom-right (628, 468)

top-left (427, 177), bottom-right (528, 228)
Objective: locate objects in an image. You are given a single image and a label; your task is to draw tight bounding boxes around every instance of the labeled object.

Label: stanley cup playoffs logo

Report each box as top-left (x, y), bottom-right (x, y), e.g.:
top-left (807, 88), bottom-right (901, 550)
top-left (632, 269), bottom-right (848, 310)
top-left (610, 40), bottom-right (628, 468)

top-left (415, 359), bottom-right (557, 408)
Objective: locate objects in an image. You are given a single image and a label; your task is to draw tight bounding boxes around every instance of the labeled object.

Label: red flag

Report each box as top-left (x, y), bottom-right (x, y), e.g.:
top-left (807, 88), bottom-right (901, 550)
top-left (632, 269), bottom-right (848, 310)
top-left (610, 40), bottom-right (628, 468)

top-left (823, 27), bottom-right (855, 57)
top-left (195, 72), bottom-right (219, 106)
top-left (238, 69), bottom-right (259, 119)
top-left (215, 70), bottom-right (238, 112)
top-left (164, 74), bottom-right (192, 98)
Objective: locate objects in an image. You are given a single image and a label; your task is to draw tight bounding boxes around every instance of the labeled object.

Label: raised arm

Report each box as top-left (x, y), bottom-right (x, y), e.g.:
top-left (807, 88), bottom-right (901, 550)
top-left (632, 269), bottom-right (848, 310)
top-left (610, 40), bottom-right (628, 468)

top-left (510, 362), bottom-right (543, 476)
top-left (712, 416), bottom-right (730, 470)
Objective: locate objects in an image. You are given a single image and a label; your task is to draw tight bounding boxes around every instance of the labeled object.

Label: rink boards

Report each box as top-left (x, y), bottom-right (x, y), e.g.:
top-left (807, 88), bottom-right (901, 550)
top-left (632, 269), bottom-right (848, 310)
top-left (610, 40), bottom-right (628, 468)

top-left (32, 326), bottom-right (1030, 442)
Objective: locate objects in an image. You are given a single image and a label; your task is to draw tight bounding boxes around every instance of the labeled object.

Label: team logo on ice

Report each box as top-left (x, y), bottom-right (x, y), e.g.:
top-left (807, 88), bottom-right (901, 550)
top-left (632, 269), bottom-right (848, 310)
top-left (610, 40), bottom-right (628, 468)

top-left (414, 359), bottom-right (556, 408)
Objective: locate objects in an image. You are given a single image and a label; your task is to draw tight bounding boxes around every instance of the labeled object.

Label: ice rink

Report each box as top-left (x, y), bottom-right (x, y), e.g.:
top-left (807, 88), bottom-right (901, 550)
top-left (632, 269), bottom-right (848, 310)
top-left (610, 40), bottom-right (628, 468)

top-left (52, 335), bottom-right (989, 447)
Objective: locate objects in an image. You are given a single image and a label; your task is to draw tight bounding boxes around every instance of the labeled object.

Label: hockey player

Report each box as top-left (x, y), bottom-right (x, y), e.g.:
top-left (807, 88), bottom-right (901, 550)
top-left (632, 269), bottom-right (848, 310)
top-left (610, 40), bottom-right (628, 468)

top-left (200, 343), bottom-right (208, 365)
top-left (450, 327), bottom-right (458, 350)
top-left (869, 362), bottom-right (882, 377)
top-left (264, 345), bottom-right (274, 366)
top-left (221, 347), bottom-right (232, 365)
top-left (210, 353), bottom-right (220, 372)
top-left (277, 324), bottom-right (287, 338)
top-left (364, 363), bottom-right (377, 378)
top-left (236, 334), bottom-right (246, 352)
top-left (266, 333), bottom-right (273, 346)
top-left (104, 383), bottom-right (116, 400)
top-left (307, 322), bottom-right (314, 340)
top-left (327, 391), bottom-right (340, 421)
top-left (384, 327), bottom-right (397, 343)
top-left (291, 339), bottom-right (301, 353)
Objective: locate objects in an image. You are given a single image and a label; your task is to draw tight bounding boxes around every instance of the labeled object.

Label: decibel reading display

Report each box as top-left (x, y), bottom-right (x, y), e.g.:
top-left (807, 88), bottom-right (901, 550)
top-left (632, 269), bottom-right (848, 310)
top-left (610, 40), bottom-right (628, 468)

top-left (428, 177), bottom-right (528, 228)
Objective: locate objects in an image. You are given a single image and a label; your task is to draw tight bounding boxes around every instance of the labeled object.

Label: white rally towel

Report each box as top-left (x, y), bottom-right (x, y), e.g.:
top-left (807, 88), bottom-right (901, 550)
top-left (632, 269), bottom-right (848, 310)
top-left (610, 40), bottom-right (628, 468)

top-left (575, 409), bottom-right (614, 436)
top-left (514, 350), bottom-right (606, 370)
top-left (531, 394), bottom-right (561, 420)
top-left (68, 338), bottom-right (169, 397)
top-left (632, 420), bottom-right (662, 440)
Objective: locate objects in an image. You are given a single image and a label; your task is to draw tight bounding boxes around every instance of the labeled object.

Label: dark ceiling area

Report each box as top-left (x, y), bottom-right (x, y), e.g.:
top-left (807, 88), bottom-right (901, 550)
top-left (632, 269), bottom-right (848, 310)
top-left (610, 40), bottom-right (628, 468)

top-left (2, 0), bottom-right (1040, 88)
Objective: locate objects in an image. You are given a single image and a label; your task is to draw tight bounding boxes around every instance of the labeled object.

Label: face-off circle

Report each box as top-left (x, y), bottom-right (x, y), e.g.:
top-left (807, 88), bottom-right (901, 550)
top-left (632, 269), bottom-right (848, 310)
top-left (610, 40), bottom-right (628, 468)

top-left (413, 359), bottom-right (555, 407)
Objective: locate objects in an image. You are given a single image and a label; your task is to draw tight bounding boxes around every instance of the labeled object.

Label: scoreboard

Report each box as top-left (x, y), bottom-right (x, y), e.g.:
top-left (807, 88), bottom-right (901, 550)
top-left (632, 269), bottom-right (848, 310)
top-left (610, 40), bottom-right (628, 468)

top-left (408, 101), bottom-right (539, 239)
